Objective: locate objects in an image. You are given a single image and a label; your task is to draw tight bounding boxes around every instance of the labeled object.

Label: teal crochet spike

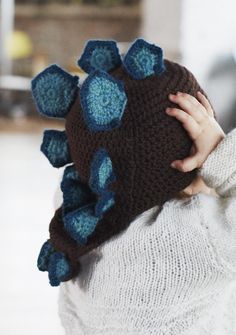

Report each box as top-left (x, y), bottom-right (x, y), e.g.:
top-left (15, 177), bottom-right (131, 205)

top-left (40, 130), bottom-right (72, 168)
top-left (89, 147), bottom-right (116, 194)
top-left (48, 252), bottom-right (71, 287)
top-left (80, 70), bottom-right (127, 132)
top-left (123, 38), bottom-right (166, 80)
top-left (78, 40), bottom-right (121, 74)
top-left (37, 240), bottom-right (71, 286)
top-left (63, 203), bottom-right (99, 245)
top-left (31, 64), bottom-right (79, 118)
top-left (61, 165), bottom-right (95, 214)
top-left (37, 240), bottom-right (55, 272)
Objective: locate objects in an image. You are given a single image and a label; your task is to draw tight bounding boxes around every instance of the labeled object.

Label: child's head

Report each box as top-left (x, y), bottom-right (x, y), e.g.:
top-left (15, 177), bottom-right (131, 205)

top-left (32, 38), bottom-right (217, 285)
top-left (65, 47), bottom-right (216, 207)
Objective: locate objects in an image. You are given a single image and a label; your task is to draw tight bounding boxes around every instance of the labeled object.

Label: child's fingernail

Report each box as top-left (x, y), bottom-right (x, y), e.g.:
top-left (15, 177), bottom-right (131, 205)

top-left (166, 108), bottom-right (171, 113)
top-left (170, 162), bottom-right (176, 168)
top-left (169, 94), bottom-right (175, 99)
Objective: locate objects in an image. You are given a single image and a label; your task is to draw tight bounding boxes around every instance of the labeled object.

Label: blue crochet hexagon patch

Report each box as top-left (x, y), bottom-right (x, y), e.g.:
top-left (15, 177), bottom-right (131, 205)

top-left (61, 148), bottom-right (116, 245)
top-left (37, 240), bottom-right (55, 272)
top-left (48, 251), bottom-right (71, 287)
top-left (123, 38), bottom-right (166, 80)
top-left (80, 70), bottom-right (127, 132)
top-left (89, 148), bottom-right (116, 194)
top-left (63, 203), bottom-right (99, 245)
top-left (40, 130), bottom-right (72, 168)
top-left (37, 240), bottom-right (71, 286)
top-left (78, 40), bottom-right (121, 74)
top-left (61, 165), bottom-right (95, 214)
top-left (31, 64), bottom-right (79, 118)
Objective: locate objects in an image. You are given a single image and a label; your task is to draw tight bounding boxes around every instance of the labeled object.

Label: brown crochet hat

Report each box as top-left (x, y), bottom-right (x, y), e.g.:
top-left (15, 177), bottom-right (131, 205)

top-left (31, 38), bottom-right (216, 286)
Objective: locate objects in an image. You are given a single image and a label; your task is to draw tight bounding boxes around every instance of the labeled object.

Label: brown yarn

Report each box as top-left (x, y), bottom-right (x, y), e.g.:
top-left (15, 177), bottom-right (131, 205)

top-left (49, 59), bottom-right (216, 281)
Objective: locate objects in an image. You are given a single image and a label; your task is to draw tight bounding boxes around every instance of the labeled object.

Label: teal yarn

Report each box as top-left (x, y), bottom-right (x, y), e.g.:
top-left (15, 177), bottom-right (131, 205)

top-left (37, 240), bottom-right (71, 287)
top-left (89, 148), bottom-right (116, 194)
top-left (62, 148), bottom-right (116, 244)
top-left (78, 40), bottom-right (121, 74)
top-left (63, 203), bottom-right (99, 245)
top-left (123, 38), bottom-right (165, 79)
top-left (31, 64), bottom-right (79, 118)
top-left (40, 130), bottom-right (72, 168)
top-left (61, 165), bottom-right (95, 214)
top-left (48, 252), bottom-right (71, 287)
top-left (37, 240), bottom-right (55, 272)
top-left (80, 70), bottom-right (127, 132)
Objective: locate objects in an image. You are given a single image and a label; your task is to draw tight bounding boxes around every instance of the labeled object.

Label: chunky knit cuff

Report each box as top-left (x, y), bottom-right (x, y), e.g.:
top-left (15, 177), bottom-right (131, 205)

top-left (198, 128), bottom-right (236, 196)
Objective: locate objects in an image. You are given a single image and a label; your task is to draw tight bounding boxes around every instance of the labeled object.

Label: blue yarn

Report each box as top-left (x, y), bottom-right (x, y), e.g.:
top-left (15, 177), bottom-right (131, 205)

top-left (61, 151), bottom-right (116, 245)
top-left (31, 64), bottom-right (79, 118)
top-left (80, 70), bottom-right (127, 132)
top-left (95, 191), bottom-right (115, 217)
top-left (61, 164), bottom-right (80, 181)
top-left (48, 252), bottom-right (71, 287)
top-left (40, 130), bottom-right (72, 168)
top-left (78, 40), bottom-right (121, 74)
top-left (37, 240), bottom-right (54, 272)
top-left (123, 38), bottom-right (166, 80)
top-left (89, 148), bottom-right (116, 194)
top-left (63, 203), bottom-right (99, 245)
top-left (61, 165), bottom-right (94, 214)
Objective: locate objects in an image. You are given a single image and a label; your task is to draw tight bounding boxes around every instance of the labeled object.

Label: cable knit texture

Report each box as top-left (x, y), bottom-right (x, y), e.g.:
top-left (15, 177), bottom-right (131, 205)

top-left (58, 128), bottom-right (236, 334)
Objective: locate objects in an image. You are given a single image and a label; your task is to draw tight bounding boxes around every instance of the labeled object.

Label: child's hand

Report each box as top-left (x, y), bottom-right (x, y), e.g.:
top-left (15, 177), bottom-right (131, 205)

top-left (166, 92), bottom-right (225, 172)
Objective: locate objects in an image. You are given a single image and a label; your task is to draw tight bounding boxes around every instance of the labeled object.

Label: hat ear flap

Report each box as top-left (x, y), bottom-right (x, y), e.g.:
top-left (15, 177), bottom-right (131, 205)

top-left (78, 40), bottom-right (122, 74)
top-left (31, 64), bottom-right (79, 118)
top-left (123, 38), bottom-right (166, 80)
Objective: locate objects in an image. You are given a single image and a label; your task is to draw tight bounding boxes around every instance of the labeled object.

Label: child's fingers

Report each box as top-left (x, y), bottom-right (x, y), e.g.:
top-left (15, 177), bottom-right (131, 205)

top-left (170, 151), bottom-right (203, 172)
top-left (169, 93), bottom-right (207, 124)
top-left (183, 175), bottom-right (211, 195)
top-left (166, 108), bottom-right (201, 140)
top-left (176, 92), bottom-right (199, 107)
top-left (197, 92), bottom-right (214, 117)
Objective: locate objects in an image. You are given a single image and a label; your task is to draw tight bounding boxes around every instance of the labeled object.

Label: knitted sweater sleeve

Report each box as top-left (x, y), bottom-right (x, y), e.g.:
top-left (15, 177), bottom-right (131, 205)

top-left (197, 127), bottom-right (236, 274)
top-left (197, 127), bottom-right (236, 197)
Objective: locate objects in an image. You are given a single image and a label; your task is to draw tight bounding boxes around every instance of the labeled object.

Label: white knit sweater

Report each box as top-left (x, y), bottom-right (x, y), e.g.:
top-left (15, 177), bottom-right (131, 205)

top-left (58, 128), bottom-right (236, 335)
